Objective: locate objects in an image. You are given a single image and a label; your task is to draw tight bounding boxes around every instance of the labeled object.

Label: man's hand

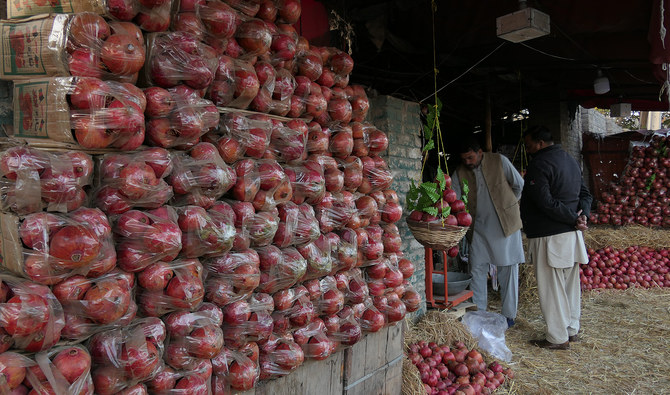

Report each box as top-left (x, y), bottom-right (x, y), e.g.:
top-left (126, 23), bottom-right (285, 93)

top-left (575, 210), bottom-right (588, 231)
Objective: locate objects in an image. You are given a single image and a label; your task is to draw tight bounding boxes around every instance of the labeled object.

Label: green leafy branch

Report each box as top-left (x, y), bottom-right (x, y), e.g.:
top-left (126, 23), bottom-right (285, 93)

top-left (406, 97), bottom-right (452, 219)
top-left (646, 173), bottom-right (656, 191)
top-left (405, 1), bottom-right (471, 221)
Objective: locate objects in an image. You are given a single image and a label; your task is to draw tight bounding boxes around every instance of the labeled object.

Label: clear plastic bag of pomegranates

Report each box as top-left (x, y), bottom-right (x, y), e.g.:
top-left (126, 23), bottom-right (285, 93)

top-left (176, 205), bottom-right (236, 258)
top-left (167, 143), bottom-right (236, 207)
top-left (267, 119), bottom-right (308, 164)
top-left (111, 206), bottom-right (182, 273)
top-left (144, 85), bottom-right (220, 150)
top-left (256, 245), bottom-right (307, 294)
top-left (0, 275), bottom-right (65, 352)
top-left (144, 362), bottom-right (211, 394)
top-left (27, 344), bottom-right (95, 394)
top-left (220, 293), bottom-right (275, 348)
top-left (88, 317), bottom-right (166, 394)
top-left (206, 112), bottom-right (272, 164)
top-left (0, 351), bottom-right (39, 394)
top-left (54, 269), bottom-right (137, 340)
top-left (258, 335), bottom-right (305, 380)
top-left (207, 57), bottom-right (260, 109)
top-left (136, 258), bottom-right (206, 317)
top-left (94, 148), bottom-right (174, 215)
top-left (271, 285), bottom-right (316, 330)
top-left (251, 159), bottom-right (293, 212)
top-left (0, 146), bottom-right (93, 214)
top-left (297, 233), bottom-right (333, 281)
top-left (313, 191), bottom-right (352, 233)
top-left (285, 164), bottom-right (326, 206)
top-left (17, 207), bottom-right (115, 285)
top-left (203, 248), bottom-right (260, 307)
top-left (162, 305), bottom-right (225, 371)
top-left (323, 304), bottom-right (363, 348)
top-left (65, 14), bottom-right (146, 82)
top-left (329, 228), bottom-right (358, 272)
top-left (211, 346), bottom-right (260, 393)
top-left (292, 317), bottom-right (337, 361)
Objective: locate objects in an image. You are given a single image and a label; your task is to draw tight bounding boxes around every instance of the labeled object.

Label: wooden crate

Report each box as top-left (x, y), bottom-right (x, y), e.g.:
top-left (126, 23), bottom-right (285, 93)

top-left (253, 347), bottom-right (345, 395)
top-left (234, 323), bottom-right (404, 395)
top-left (342, 323), bottom-right (404, 395)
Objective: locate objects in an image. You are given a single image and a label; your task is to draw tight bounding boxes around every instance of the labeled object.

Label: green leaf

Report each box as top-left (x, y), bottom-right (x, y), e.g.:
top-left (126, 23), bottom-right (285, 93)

top-left (423, 124), bottom-right (433, 141)
top-left (646, 173), bottom-right (656, 191)
top-left (420, 182), bottom-right (440, 203)
top-left (422, 206), bottom-right (438, 216)
top-left (426, 112), bottom-right (435, 128)
top-left (405, 180), bottom-right (420, 210)
top-left (422, 140), bottom-right (435, 152)
top-left (436, 168), bottom-right (446, 191)
top-left (417, 194), bottom-right (435, 208)
top-left (461, 179), bottom-right (470, 209)
top-left (435, 97), bottom-right (443, 113)
top-left (441, 206), bottom-right (451, 218)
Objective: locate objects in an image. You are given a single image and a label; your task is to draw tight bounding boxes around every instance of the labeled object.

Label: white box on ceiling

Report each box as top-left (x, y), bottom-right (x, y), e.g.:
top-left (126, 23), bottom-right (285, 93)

top-left (610, 103), bottom-right (631, 117)
top-left (496, 7), bottom-right (550, 43)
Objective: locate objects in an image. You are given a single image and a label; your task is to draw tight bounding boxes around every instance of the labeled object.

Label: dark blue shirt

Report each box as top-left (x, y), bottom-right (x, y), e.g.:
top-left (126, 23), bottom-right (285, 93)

top-left (520, 144), bottom-right (592, 238)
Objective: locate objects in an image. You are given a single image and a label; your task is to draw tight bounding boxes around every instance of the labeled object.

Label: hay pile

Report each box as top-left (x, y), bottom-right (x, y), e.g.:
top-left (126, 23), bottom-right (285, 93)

top-left (584, 224), bottom-right (670, 250)
top-left (505, 287), bottom-right (670, 394)
top-left (403, 311), bottom-right (477, 350)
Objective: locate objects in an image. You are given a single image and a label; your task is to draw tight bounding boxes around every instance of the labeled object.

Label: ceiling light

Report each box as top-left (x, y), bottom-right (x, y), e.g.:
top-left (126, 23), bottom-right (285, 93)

top-left (594, 70), bottom-right (610, 95)
top-left (496, 3), bottom-right (550, 43)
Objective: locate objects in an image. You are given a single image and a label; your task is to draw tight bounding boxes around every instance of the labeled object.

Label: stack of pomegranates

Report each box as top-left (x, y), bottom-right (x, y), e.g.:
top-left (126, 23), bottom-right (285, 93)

top-left (0, 1), bottom-right (420, 393)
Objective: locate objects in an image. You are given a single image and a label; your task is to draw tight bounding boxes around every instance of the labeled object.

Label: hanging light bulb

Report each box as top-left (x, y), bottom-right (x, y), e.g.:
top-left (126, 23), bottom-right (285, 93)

top-left (594, 70), bottom-right (610, 95)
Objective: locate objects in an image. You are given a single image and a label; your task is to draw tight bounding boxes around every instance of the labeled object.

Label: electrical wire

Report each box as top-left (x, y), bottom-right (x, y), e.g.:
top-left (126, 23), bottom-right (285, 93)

top-left (519, 42), bottom-right (577, 61)
top-left (420, 42), bottom-right (506, 103)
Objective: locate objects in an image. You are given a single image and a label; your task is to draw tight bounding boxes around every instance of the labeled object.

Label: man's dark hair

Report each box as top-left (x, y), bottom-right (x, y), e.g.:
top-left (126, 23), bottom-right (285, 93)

top-left (457, 134), bottom-right (482, 154)
top-left (525, 126), bottom-right (554, 143)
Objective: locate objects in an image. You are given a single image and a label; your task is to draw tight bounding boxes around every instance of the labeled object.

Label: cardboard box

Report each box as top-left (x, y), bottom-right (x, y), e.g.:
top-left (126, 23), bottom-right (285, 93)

top-left (11, 77), bottom-right (73, 143)
top-left (7, 0), bottom-right (105, 20)
top-left (0, 14), bottom-right (70, 80)
top-left (0, 213), bottom-right (26, 276)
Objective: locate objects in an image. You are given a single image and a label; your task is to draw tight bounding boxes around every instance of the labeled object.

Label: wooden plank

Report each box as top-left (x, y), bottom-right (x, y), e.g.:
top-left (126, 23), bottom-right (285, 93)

top-left (343, 354), bottom-right (403, 395)
top-left (343, 323), bottom-right (404, 395)
top-left (385, 323), bottom-right (404, 362)
top-left (445, 302), bottom-right (477, 319)
top-left (255, 348), bottom-right (344, 395)
top-left (359, 368), bottom-right (386, 395)
top-left (343, 327), bottom-right (385, 385)
top-left (383, 356), bottom-right (403, 395)
top-left (363, 327), bottom-right (387, 381)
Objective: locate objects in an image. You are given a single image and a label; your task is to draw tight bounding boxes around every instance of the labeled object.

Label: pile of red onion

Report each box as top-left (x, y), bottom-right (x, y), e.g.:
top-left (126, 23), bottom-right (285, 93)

top-left (580, 246), bottom-right (670, 290)
top-left (407, 340), bottom-right (513, 395)
top-left (590, 134), bottom-right (670, 228)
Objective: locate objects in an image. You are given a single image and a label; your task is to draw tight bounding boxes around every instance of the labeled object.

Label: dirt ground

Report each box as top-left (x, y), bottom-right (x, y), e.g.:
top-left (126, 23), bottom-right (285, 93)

top-left (489, 286), bottom-right (670, 395)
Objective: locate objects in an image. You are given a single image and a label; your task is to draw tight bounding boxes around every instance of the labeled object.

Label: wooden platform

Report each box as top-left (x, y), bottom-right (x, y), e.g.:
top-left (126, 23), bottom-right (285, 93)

top-left (237, 323), bottom-right (404, 395)
top-left (443, 301), bottom-right (477, 319)
top-left (342, 322), bottom-right (403, 395)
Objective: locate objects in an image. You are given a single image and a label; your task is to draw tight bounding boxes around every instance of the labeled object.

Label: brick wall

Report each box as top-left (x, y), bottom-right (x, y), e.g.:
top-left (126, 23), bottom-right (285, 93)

top-left (368, 95), bottom-right (426, 319)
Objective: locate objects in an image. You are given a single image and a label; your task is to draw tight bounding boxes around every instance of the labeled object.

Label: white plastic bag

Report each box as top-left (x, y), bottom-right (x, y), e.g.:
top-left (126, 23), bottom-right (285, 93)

top-left (462, 311), bottom-right (512, 362)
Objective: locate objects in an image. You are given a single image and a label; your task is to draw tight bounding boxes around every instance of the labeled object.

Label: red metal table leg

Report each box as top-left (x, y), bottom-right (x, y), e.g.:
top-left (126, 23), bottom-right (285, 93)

top-left (424, 246), bottom-right (434, 308)
top-left (424, 246), bottom-right (473, 310)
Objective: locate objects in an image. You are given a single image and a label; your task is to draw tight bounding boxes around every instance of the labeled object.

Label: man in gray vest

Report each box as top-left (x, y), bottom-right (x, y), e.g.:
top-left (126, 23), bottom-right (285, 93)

top-left (451, 135), bottom-right (525, 327)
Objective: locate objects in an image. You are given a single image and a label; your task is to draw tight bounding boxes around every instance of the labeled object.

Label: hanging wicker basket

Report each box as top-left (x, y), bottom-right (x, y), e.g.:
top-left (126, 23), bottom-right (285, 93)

top-left (406, 218), bottom-right (469, 250)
